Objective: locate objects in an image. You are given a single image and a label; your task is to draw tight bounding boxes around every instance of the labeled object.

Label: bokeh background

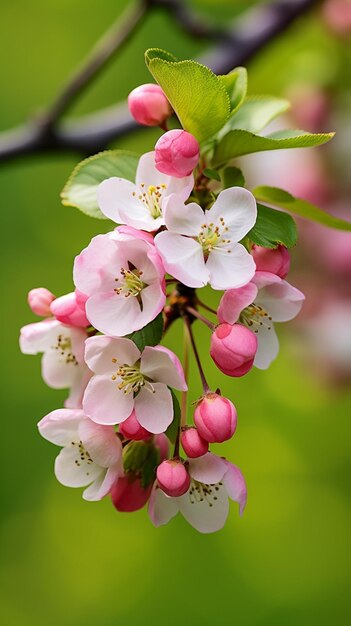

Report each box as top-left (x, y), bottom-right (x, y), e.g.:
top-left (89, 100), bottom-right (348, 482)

top-left (1, 1), bottom-right (351, 625)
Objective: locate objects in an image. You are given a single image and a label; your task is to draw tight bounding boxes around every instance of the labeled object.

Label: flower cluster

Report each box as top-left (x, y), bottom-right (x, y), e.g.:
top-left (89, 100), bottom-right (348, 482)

top-left (20, 77), bottom-right (306, 534)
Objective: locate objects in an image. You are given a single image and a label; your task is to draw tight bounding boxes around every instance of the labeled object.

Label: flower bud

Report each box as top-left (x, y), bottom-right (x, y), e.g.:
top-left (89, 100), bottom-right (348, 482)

top-left (194, 393), bottom-right (237, 443)
top-left (50, 292), bottom-right (89, 327)
top-left (28, 288), bottom-right (55, 316)
top-left (128, 83), bottom-right (172, 127)
top-left (156, 459), bottom-right (190, 497)
top-left (180, 427), bottom-right (209, 458)
top-left (210, 323), bottom-right (257, 377)
top-left (111, 475), bottom-right (152, 512)
top-left (251, 244), bottom-right (290, 278)
top-left (155, 129), bottom-right (200, 178)
top-left (154, 433), bottom-right (170, 461)
top-left (119, 411), bottom-right (151, 441)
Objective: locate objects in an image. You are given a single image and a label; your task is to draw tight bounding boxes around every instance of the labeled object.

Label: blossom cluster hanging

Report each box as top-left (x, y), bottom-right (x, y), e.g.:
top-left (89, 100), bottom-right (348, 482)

top-left (20, 49), bottom-right (341, 533)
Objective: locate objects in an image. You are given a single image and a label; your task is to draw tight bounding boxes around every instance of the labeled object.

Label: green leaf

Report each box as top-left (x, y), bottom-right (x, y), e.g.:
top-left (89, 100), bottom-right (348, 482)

top-left (218, 67), bottom-right (247, 114)
top-left (253, 186), bottom-right (351, 231)
top-left (203, 168), bottom-right (221, 182)
top-left (248, 204), bottom-right (298, 249)
top-left (61, 150), bottom-right (139, 219)
top-left (127, 313), bottom-right (164, 352)
top-left (165, 390), bottom-right (181, 444)
top-left (140, 445), bottom-right (160, 489)
top-left (221, 166), bottom-right (245, 188)
top-left (212, 129), bottom-right (335, 167)
top-left (145, 48), bottom-right (230, 143)
top-left (222, 96), bottom-right (290, 134)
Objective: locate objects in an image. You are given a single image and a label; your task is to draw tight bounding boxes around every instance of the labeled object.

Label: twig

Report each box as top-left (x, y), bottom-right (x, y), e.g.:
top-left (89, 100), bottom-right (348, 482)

top-left (184, 316), bottom-right (210, 394)
top-left (186, 306), bottom-right (216, 331)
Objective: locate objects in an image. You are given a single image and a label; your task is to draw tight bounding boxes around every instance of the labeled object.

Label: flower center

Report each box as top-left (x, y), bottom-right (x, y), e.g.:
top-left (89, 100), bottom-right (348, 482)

top-left (198, 218), bottom-right (231, 255)
top-left (114, 263), bottom-right (147, 304)
top-left (134, 183), bottom-right (167, 219)
top-left (110, 358), bottom-right (155, 395)
top-left (240, 303), bottom-right (272, 333)
top-left (52, 334), bottom-right (78, 365)
top-left (188, 479), bottom-right (224, 507)
top-left (71, 440), bottom-right (94, 475)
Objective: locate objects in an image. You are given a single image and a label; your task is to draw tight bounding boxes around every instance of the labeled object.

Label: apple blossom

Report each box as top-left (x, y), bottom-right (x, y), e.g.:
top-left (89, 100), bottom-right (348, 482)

top-left (149, 453), bottom-right (247, 533)
top-left (251, 245), bottom-right (290, 278)
top-left (128, 83), bottom-right (172, 126)
top-left (97, 151), bottom-right (193, 231)
top-left (111, 474), bottom-right (153, 512)
top-left (28, 288), bottom-right (56, 316)
top-left (155, 187), bottom-right (257, 289)
top-left (156, 459), bottom-right (190, 497)
top-left (154, 129), bottom-right (200, 177)
top-left (38, 409), bottom-right (122, 501)
top-left (180, 427), bottom-right (209, 458)
top-left (217, 271), bottom-right (305, 369)
top-left (73, 227), bottom-right (166, 337)
top-left (194, 393), bottom-right (237, 443)
top-left (119, 410), bottom-right (151, 441)
top-left (50, 291), bottom-right (89, 327)
top-left (83, 336), bottom-right (187, 433)
top-left (210, 323), bottom-right (258, 376)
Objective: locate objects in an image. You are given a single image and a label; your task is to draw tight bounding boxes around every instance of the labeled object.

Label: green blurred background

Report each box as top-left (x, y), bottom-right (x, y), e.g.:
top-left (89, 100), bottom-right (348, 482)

top-left (1, 1), bottom-right (350, 625)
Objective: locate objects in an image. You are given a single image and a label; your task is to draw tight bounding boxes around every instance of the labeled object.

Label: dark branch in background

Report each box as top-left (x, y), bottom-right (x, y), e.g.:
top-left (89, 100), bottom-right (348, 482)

top-left (0, 0), bottom-right (317, 163)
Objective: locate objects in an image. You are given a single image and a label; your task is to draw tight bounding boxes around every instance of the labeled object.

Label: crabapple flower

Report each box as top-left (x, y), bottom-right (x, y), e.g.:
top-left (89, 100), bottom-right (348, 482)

top-left (154, 129), bottom-right (200, 177)
top-left (50, 291), bottom-right (89, 327)
top-left (149, 453), bottom-right (247, 533)
top-left (210, 323), bottom-right (257, 376)
top-left (97, 151), bottom-right (193, 231)
top-left (19, 319), bottom-right (90, 406)
top-left (251, 244), bottom-right (290, 279)
top-left (156, 459), bottom-right (191, 497)
top-left (194, 393), bottom-right (237, 443)
top-left (119, 410), bottom-right (151, 441)
top-left (83, 336), bottom-right (187, 433)
top-left (28, 288), bottom-right (55, 316)
top-left (73, 227), bottom-right (166, 337)
top-left (218, 271), bottom-right (305, 369)
top-left (38, 409), bottom-right (122, 501)
top-left (155, 187), bottom-right (257, 289)
top-left (181, 427), bottom-right (209, 458)
top-left (128, 83), bottom-right (172, 127)
top-left (111, 474), bottom-right (153, 512)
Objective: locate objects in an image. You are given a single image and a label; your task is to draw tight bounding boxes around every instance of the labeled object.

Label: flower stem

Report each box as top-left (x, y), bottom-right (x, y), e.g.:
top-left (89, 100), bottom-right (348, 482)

top-left (196, 298), bottom-right (218, 316)
top-left (186, 305), bottom-right (216, 331)
top-left (181, 324), bottom-right (190, 428)
top-left (184, 316), bottom-right (211, 395)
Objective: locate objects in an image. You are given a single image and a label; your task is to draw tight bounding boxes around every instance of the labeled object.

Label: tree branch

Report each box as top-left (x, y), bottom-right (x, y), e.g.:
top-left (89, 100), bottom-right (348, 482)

top-left (0, 0), bottom-right (317, 164)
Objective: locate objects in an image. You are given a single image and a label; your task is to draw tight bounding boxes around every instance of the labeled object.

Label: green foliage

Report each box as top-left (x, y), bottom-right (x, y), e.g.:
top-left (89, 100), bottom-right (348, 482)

top-left (222, 96), bottom-right (290, 134)
top-left (248, 204), bottom-right (298, 248)
top-left (253, 186), bottom-right (351, 231)
top-left (145, 48), bottom-right (230, 143)
top-left (203, 167), bottom-right (221, 182)
top-left (123, 440), bottom-right (160, 489)
top-left (221, 166), bottom-right (245, 188)
top-left (212, 129), bottom-right (335, 167)
top-left (127, 313), bottom-right (164, 352)
top-left (61, 150), bottom-right (139, 219)
top-left (218, 66), bottom-right (247, 114)
top-left (165, 390), bottom-right (181, 444)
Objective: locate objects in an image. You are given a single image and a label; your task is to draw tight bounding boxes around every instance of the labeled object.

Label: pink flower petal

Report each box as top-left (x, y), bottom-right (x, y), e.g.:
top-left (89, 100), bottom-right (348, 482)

top-left (140, 345), bottom-right (187, 391)
top-left (222, 461), bottom-right (247, 516)
top-left (84, 336), bottom-right (140, 374)
top-left (79, 418), bottom-right (122, 467)
top-left (38, 408), bottom-right (83, 446)
top-left (217, 283), bottom-right (258, 324)
top-left (136, 151), bottom-right (194, 201)
top-left (134, 383), bottom-right (173, 434)
top-left (83, 374), bottom-right (134, 425)
top-left (19, 319), bottom-right (61, 354)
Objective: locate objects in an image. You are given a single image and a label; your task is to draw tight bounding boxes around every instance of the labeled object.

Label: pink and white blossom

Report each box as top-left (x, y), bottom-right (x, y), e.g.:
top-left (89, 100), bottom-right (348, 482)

top-left (218, 271), bottom-right (305, 369)
top-left (149, 452), bottom-right (247, 533)
top-left (155, 187), bottom-right (257, 289)
top-left (19, 319), bottom-right (90, 406)
top-left (154, 129), bottom-right (200, 177)
top-left (73, 227), bottom-right (166, 337)
top-left (97, 151), bottom-right (193, 231)
top-left (83, 336), bottom-right (187, 433)
top-left (38, 409), bottom-right (122, 501)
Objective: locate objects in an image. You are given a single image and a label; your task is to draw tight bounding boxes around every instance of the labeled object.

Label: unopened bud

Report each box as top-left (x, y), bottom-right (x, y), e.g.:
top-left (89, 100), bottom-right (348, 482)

top-left (28, 288), bottom-right (55, 317)
top-left (180, 427), bottom-right (209, 457)
top-left (155, 129), bottom-right (200, 178)
top-left (128, 83), bottom-right (172, 127)
top-left (210, 323), bottom-right (257, 377)
top-left (194, 393), bottom-right (237, 443)
top-left (156, 459), bottom-right (190, 497)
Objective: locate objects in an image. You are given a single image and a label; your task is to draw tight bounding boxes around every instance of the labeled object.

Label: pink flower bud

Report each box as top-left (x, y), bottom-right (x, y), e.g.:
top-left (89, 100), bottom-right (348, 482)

top-left (155, 129), bottom-right (200, 178)
top-left (252, 245), bottom-right (290, 278)
top-left (111, 475), bottom-right (152, 512)
top-left (128, 83), bottom-right (172, 127)
top-left (154, 433), bottom-right (170, 462)
top-left (194, 393), bottom-right (237, 443)
top-left (156, 459), bottom-right (190, 497)
top-left (50, 292), bottom-right (89, 327)
top-left (180, 427), bottom-right (209, 458)
top-left (28, 288), bottom-right (55, 317)
top-left (210, 323), bottom-right (257, 377)
top-left (119, 411), bottom-right (151, 441)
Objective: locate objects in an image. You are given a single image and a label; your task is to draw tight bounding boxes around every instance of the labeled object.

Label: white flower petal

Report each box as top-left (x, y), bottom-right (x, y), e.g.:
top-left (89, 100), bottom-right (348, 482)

top-left (38, 408), bottom-right (83, 446)
top-left (208, 187), bottom-right (257, 242)
top-left (83, 464), bottom-right (121, 501)
top-left (79, 419), bottom-right (122, 467)
top-left (83, 374), bottom-right (134, 425)
top-left (134, 383), bottom-right (173, 434)
top-left (206, 243), bottom-right (256, 290)
top-left (254, 274), bottom-right (305, 322)
top-left (155, 232), bottom-right (209, 288)
top-left (188, 453), bottom-right (227, 484)
top-left (86, 291), bottom-right (142, 337)
top-left (73, 233), bottom-right (120, 296)
top-left (163, 195), bottom-right (204, 236)
top-left (19, 319), bottom-right (62, 355)
top-left (41, 349), bottom-right (80, 389)
top-left (54, 445), bottom-right (103, 488)
top-left (254, 323), bottom-right (279, 370)
top-left (223, 462), bottom-right (247, 516)
top-left (178, 482), bottom-right (229, 533)
top-left (97, 177), bottom-right (141, 224)
top-left (141, 346), bottom-right (187, 391)
top-left (148, 483), bottom-right (180, 527)
top-left (84, 336), bottom-right (140, 374)
top-left (136, 151), bottom-right (193, 202)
